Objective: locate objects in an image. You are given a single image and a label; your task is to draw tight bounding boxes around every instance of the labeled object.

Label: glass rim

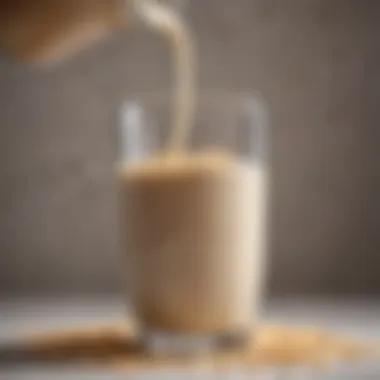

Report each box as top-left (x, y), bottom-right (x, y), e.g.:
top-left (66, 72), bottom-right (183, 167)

top-left (121, 90), bottom-right (267, 109)
top-left (119, 90), bottom-right (269, 163)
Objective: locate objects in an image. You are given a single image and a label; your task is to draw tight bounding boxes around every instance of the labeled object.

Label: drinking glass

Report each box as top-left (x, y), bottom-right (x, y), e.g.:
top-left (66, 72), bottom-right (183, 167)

top-left (117, 92), bottom-right (268, 355)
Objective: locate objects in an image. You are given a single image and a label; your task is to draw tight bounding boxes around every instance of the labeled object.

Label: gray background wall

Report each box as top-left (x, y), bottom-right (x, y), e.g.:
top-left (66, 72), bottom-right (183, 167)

top-left (0, 0), bottom-right (379, 297)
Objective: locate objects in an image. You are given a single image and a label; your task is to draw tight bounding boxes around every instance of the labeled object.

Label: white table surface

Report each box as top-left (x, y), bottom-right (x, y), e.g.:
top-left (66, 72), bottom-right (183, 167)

top-left (0, 297), bottom-right (379, 379)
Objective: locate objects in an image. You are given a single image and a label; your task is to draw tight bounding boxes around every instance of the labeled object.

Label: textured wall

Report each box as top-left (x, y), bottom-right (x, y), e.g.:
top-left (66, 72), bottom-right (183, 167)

top-left (0, 0), bottom-right (379, 296)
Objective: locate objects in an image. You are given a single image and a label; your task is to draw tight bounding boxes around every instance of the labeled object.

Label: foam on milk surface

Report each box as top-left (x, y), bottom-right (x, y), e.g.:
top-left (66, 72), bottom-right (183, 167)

top-left (119, 151), bottom-right (240, 177)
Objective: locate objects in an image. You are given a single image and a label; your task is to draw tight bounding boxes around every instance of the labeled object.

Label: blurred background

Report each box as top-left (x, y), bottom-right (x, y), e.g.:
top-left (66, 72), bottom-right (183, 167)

top-left (0, 0), bottom-right (379, 298)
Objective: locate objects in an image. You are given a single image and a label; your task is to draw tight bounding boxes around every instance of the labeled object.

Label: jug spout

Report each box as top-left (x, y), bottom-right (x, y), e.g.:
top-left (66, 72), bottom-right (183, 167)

top-left (0, 0), bottom-right (126, 64)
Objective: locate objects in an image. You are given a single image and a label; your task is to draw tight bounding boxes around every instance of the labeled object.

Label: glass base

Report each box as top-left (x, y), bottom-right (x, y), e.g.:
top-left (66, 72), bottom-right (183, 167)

top-left (140, 330), bottom-right (250, 356)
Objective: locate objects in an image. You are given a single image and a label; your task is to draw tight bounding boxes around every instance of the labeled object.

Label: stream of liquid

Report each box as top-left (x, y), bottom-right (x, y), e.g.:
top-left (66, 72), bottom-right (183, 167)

top-left (134, 0), bottom-right (196, 153)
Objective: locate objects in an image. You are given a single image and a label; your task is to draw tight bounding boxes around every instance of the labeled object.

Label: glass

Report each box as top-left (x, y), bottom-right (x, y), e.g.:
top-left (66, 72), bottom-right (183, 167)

top-left (117, 92), bottom-right (268, 355)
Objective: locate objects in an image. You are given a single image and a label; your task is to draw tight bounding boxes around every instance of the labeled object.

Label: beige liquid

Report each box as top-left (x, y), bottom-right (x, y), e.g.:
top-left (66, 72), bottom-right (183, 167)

top-left (119, 152), bottom-right (265, 333)
top-left (136, 0), bottom-right (196, 153)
